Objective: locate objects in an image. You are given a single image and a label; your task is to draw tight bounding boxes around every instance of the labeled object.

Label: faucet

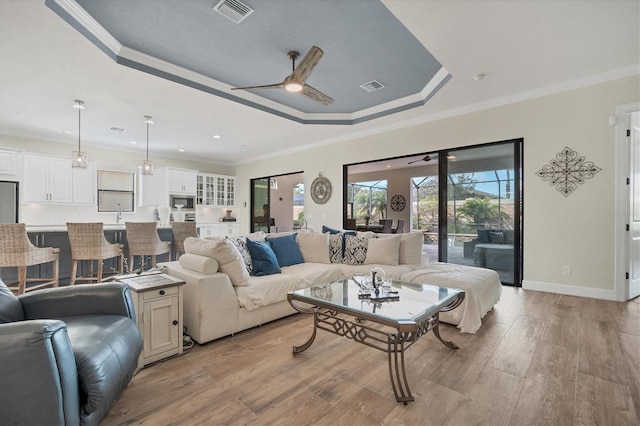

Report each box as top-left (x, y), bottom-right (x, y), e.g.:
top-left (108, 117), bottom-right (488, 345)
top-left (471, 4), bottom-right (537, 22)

top-left (116, 203), bottom-right (122, 224)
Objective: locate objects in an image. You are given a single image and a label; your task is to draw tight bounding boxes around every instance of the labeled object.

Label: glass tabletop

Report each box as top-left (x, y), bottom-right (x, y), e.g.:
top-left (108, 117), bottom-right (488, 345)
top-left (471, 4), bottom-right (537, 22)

top-left (291, 276), bottom-right (462, 323)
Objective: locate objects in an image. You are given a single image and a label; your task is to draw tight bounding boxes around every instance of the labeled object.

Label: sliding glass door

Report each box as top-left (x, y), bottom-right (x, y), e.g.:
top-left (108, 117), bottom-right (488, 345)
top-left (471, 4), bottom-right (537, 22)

top-left (251, 178), bottom-right (270, 233)
top-left (251, 172), bottom-right (305, 234)
top-left (344, 139), bottom-right (522, 285)
top-left (444, 141), bottom-right (522, 285)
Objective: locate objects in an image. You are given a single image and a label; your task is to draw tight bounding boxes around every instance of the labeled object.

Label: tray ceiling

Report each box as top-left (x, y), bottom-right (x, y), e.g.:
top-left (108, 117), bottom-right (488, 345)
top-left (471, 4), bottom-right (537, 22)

top-left (47, 0), bottom-right (450, 124)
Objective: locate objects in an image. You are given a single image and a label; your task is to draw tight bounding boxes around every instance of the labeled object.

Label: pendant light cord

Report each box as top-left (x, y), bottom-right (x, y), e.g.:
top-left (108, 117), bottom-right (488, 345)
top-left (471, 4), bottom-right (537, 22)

top-left (145, 115), bottom-right (151, 161)
top-left (76, 100), bottom-right (83, 151)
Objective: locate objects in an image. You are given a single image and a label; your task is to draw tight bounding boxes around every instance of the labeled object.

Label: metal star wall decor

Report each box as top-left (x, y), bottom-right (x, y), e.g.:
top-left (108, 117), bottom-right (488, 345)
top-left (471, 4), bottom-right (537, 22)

top-left (536, 146), bottom-right (601, 197)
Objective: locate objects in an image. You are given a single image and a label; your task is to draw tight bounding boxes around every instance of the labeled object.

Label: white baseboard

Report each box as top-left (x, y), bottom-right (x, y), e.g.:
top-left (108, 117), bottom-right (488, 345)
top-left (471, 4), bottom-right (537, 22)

top-left (522, 280), bottom-right (618, 301)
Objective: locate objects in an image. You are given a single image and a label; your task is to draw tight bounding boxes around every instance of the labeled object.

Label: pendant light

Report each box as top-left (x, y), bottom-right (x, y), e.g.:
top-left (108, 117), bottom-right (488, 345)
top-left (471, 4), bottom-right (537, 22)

top-left (141, 115), bottom-right (154, 175)
top-left (71, 100), bottom-right (87, 168)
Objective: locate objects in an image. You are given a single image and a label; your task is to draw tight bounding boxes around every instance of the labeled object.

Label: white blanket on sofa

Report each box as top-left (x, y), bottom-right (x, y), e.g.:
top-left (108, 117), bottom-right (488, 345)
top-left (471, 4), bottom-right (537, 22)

top-left (400, 263), bottom-right (502, 334)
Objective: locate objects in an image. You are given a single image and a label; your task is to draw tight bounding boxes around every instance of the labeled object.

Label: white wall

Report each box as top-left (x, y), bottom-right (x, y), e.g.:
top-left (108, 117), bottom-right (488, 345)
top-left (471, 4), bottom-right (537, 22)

top-left (234, 75), bottom-right (639, 298)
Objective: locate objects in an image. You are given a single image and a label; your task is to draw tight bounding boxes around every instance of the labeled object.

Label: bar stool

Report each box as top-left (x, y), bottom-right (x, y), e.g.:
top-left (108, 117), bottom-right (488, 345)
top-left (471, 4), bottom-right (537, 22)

top-left (125, 222), bottom-right (171, 270)
top-left (393, 219), bottom-right (405, 234)
top-left (0, 223), bottom-right (59, 294)
top-left (67, 223), bottom-right (124, 285)
top-left (171, 222), bottom-right (198, 259)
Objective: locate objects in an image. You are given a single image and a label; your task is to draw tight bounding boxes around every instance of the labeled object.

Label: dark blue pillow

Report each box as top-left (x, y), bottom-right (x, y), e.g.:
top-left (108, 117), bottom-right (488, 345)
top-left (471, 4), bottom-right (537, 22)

top-left (246, 238), bottom-right (281, 276)
top-left (477, 229), bottom-right (492, 243)
top-left (322, 225), bottom-right (341, 234)
top-left (266, 234), bottom-right (304, 267)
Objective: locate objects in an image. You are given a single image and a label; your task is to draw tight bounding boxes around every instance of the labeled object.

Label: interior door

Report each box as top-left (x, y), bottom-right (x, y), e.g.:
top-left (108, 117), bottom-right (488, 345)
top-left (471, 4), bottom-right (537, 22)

top-left (629, 111), bottom-right (640, 299)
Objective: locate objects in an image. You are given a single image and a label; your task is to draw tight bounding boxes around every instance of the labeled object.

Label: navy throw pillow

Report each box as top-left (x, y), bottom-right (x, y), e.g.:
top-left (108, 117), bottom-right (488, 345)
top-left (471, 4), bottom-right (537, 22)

top-left (266, 234), bottom-right (304, 267)
top-left (246, 238), bottom-right (281, 276)
top-left (322, 225), bottom-right (341, 234)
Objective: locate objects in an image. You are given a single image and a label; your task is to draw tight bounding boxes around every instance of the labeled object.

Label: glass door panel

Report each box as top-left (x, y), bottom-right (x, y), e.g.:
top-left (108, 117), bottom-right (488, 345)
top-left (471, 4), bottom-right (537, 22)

top-left (411, 174), bottom-right (439, 264)
top-left (251, 178), bottom-right (269, 233)
top-left (446, 143), bottom-right (517, 284)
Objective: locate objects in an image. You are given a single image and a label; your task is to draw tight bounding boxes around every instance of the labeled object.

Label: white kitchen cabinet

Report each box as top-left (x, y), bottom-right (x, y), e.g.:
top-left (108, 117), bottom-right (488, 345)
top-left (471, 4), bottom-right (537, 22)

top-left (218, 222), bottom-right (240, 237)
top-left (196, 173), bottom-right (216, 206)
top-left (215, 175), bottom-right (235, 207)
top-left (197, 173), bottom-right (235, 207)
top-left (197, 223), bottom-right (240, 238)
top-left (197, 224), bottom-right (217, 238)
top-left (0, 149), bottom-right (18, 178)
top-left (138, 167), bottom-right (167, 207)
top-left (167, 168), bottom-right (197, 195)
top-left (23, 154), bottom-right (73, 203)
top-left (121, 273), bottom-right (185, 369)
top-left (72, 161), bottom-right (96, 204)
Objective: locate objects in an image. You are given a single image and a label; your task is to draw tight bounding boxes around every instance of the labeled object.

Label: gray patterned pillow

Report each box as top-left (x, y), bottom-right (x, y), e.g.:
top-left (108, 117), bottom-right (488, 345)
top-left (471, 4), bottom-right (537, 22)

top-left (328, 234), bottom-right (343, 263)
top-left (343, 234), bottom-right (371, 265)
top-left (227, 236), bottom-right (253, 274)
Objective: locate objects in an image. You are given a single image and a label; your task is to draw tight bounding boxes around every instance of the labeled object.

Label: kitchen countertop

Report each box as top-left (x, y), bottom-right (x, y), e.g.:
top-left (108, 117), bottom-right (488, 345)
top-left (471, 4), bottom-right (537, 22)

top-left (25, 224), bottom-right (174, 232)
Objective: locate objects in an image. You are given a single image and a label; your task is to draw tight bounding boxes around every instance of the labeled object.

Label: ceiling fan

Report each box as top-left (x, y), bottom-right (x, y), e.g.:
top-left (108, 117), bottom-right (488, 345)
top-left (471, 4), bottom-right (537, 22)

top-left (407, 154), bottom-right (438, 164)
top-left (230, 46), bottom-right (333, 105)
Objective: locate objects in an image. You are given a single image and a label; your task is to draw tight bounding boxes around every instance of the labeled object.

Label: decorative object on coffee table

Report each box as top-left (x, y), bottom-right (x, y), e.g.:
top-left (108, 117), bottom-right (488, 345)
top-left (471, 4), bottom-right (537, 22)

top-left (536, 146), bottom-right (601, 196)
top-left (311, 173), bottom-right (332, 204)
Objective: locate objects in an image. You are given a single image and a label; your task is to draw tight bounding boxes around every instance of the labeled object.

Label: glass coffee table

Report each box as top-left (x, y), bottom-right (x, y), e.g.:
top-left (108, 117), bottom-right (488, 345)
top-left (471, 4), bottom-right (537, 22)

top-left (287, 276), bottom-right (464, 404)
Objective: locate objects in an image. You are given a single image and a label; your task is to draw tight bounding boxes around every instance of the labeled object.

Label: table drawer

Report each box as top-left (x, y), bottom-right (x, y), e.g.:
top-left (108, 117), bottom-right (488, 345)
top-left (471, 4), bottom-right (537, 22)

top-left (142, 286), bottom-right (179, 300)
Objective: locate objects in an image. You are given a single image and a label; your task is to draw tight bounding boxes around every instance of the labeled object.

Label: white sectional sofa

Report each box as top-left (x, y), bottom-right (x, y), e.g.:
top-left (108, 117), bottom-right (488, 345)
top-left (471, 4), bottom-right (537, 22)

top-left (160, 229), bottom-right (502, 344)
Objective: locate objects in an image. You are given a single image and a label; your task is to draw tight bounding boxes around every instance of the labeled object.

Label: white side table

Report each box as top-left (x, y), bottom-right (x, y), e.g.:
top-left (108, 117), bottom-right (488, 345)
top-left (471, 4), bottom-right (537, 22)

top-left (118, 273), bottom-right (185, 370)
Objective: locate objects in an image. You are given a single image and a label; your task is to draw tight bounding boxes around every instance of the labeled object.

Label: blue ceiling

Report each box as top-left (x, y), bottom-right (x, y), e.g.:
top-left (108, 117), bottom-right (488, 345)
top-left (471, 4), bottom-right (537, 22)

top-left (46, 0), bottom-right (449, 124)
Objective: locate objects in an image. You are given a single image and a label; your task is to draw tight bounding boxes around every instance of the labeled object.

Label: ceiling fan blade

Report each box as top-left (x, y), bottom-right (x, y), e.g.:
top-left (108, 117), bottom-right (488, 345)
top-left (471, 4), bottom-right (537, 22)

top-left (301, 84), bottom-right (333, 105)
top-left (290, 46), bottom-right (324, 84)
top-left (408, 154), bottom-right (438, 164)
top-left (231, 82), bottom-right (284, 90)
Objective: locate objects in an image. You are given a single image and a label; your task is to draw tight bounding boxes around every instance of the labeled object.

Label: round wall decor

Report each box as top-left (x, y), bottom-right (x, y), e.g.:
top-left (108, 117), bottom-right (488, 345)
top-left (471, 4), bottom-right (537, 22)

top-left (390, 194), bottom-right (406, 211)
top-left (310, 176), bottom-right (332, 204)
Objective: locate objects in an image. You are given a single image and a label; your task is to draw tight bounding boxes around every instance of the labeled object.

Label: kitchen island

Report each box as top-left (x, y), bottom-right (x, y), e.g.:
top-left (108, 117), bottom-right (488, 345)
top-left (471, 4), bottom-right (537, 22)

top-left (1, 224), bottom-right (174, 286)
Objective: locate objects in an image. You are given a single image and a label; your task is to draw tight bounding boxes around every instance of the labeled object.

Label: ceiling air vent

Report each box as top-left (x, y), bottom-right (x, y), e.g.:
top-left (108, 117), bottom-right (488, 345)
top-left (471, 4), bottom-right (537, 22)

top-left (213, 0), bottom-right (254, 24)
top-left (110, 126), bottom-right (125, 133)
top-left (360, 80), bottom-right (385, 93)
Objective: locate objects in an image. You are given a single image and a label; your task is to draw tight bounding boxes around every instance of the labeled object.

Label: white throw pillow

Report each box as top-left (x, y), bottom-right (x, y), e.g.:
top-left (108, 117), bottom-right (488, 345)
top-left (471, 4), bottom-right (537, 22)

top-left (297, 232), bottom-right (330, 264)
top-left (184, 236), bottom-right (221, 258)
top-left (184, 236), bottom-right (251, 286)
top-left (178, 253), bottom-right (219, 274)
top-left (377, 232), bottom-right (423, 265)
top-left (365, 234), bottom-right (401, 265)
top-left (399, 232), bottom-right (423, 265)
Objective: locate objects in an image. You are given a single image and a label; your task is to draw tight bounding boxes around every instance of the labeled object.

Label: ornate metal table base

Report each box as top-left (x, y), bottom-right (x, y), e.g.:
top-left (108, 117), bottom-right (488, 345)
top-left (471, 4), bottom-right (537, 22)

top-left (289, 295), bottom-right (464, 404)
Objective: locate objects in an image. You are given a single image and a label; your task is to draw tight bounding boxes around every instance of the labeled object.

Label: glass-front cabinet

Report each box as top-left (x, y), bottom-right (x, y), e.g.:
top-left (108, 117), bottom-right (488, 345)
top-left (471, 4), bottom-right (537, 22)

top-left (197, 173), bottom-right (235, 207)
top-left (196, 174), bottom-right (216, 206)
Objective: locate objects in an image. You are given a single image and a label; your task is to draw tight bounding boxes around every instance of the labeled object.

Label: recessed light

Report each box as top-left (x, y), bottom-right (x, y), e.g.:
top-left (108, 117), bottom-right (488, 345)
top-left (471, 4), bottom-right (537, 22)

top-left (178, 149), bottom-right (185, 152)
top-left (473, 73), bottom-right (486, 81)
top-left (386, 165), bottom-right (391, 168)
top-left (63, 130), bottom-right (73, 134)
top-left (130, 141), bottom-right (137, 144)
top-left (213, 135), bottom-right (221, 139)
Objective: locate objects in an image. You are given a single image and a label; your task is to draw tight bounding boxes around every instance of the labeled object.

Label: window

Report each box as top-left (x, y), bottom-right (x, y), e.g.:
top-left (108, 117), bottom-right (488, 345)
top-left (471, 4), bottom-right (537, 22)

top-left (97, 170), bottom-right (135, 212)
top-left (348, 180), bottom-right (387, 223)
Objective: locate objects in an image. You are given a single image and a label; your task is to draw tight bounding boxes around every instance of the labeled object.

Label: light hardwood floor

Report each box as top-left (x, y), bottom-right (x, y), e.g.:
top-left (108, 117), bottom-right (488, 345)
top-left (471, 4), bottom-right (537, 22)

top-left (102, 287), bottom-right (640, 425)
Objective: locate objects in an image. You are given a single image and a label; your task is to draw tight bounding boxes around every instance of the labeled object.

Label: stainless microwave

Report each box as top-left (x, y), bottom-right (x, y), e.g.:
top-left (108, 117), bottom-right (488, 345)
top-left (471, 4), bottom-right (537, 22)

top-left (169, 194), bottom-right (195, 211)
